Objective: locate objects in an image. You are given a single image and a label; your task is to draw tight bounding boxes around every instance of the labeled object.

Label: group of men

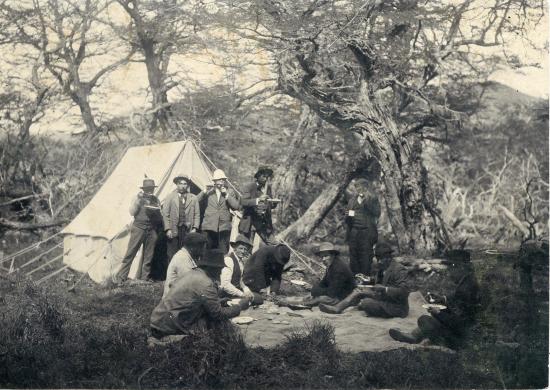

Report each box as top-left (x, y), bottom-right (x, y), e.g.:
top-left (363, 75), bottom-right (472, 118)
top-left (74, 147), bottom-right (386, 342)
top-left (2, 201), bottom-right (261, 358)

top-left (116, 165), bottom-right (478, 350)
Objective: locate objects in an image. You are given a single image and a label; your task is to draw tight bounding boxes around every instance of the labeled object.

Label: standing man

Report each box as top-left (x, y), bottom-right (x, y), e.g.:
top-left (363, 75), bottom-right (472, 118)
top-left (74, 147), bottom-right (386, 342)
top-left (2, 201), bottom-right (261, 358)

top-left (238, 166), bottom-right (277, 244)
top-left (163, 232), bottom-right (207, 298)
top-left (346, 178), bottom-right (381, 276)
top-left (198, 169), bottom-right (239, 253)
top-left (242, 244), bottom-right (291, 295)
top-left (150, 249), bottom-right (250, 340)
top-left (116, 178), bottom-right (162, 283)
top-left (162, 174), bottom-right (200, 261)
top-left (219, 234), bottom-right (262, 304)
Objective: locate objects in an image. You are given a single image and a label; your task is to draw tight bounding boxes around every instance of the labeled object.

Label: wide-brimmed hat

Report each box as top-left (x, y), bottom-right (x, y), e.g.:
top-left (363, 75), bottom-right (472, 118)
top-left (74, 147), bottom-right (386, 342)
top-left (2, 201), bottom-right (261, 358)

top-left (315, 242), bottom-right (339, 255)
top-left (375, 241), bottom-right (393, 257)
top-left (254, 166), bottom-right (274, 179)
top-left (274, 244), bottom-right (291, 265)
top-left (173, 173), bottom-right (190, 184)
top-left (183, 232), bottom-right (208, 247)
top-left (212, 169), bottom-right (228, 181)
top-left (196, 248), bottom-right (226, 268)
top-left (140, 178), bottom-right (158, 189)
top-left (230, 234), bottom-right (253, 248)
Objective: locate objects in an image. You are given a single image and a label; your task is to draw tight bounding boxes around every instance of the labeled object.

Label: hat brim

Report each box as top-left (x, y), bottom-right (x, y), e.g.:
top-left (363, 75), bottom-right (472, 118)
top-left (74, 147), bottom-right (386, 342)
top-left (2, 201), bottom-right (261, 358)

top-left (316, 249), bottom-right (339, 256)
top-left (140, 185), bottom-right (158, 189)
top-left (255, 168), bottom-right (274, 177)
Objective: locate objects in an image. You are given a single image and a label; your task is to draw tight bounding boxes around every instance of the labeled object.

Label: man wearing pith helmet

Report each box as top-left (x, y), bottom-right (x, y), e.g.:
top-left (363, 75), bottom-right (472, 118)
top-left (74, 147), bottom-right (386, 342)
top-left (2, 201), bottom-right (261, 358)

top-left (197, 169), bottom-right (239, 253)
top-left (116, 178), bottom-right (162, 284)
top-left (161, 173), bottom-right (200, 260)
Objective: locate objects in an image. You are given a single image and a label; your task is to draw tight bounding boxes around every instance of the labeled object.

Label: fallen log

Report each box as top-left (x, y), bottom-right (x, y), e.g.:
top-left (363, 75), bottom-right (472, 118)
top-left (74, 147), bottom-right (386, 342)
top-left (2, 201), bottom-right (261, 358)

top-left (0, 218), bottom-right (67, 231)
top-left (497, 205), bottom-right (529, 237)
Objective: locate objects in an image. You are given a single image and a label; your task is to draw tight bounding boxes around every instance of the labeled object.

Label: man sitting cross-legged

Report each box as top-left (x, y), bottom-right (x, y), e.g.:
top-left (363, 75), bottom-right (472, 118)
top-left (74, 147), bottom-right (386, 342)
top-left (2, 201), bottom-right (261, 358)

top-left (319, 241), bottom-right (411, 318)
top-left (278, 242), bottom-right (356, 308)
top-left (150, 249), bottom-right (250, 343)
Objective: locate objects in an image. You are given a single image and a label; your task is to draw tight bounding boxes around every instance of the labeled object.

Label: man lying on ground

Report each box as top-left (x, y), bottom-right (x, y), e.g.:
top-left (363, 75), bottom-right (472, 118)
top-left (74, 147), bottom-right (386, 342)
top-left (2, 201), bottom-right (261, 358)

top-left (319, 241), bottom-right (411, 318)
top-left (277, 242), bottom-right (355, 308)
top-left (150, 249), bottom-right (250, 343)
top-left (219, 234), bottom-right (263, 305)
top-left (242, 244), bottom-right (291, 296)
top-left (389, 251), bottom-right (480, 349)
top-left (163, 232), bottom-right (207, 298)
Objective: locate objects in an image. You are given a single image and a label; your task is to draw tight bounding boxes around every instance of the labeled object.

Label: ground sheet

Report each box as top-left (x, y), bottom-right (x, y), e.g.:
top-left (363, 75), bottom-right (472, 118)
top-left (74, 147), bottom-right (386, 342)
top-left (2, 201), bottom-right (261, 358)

top-left (236, 291), bottom-right (431, 353)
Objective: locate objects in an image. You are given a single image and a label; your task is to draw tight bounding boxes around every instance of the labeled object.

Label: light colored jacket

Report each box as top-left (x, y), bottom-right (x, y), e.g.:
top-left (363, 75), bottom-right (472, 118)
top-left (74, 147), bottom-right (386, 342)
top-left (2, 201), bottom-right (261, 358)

top-left (163, 247), bottom-right (196, 298)
top-left (161, 190), bottom-right (200, 235)
top-left (197, 189), bottom-right (239, 232)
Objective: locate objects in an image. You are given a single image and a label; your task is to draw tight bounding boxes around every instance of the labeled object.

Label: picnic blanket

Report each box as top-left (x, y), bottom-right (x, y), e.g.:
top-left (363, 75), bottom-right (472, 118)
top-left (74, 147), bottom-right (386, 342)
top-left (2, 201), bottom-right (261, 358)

top-left (236, 291), bottom-right (432, 353)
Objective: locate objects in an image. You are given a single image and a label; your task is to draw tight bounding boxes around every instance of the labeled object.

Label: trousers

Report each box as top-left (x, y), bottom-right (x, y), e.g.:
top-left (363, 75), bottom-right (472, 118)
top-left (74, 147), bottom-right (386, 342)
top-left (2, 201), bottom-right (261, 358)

top-left (167, 225), bottom-right (188, 260)
top-left (117, 225), bottom-right (158, 281)
top-left (348, 227), bottom-right (378, 275)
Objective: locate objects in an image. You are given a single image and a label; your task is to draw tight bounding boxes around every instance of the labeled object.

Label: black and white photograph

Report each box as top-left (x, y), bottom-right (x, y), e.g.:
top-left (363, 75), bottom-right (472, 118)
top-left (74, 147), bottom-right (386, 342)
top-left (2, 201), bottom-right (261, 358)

top-left (0, 0), bottom-right (548, 388)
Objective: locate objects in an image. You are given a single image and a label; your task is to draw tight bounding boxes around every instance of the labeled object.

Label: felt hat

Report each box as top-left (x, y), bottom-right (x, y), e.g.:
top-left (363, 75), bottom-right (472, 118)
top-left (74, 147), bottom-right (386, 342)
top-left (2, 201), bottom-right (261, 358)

top-left (212, 169), bottom-right (228, 181)
top-left (183, 232), bottom-right (208, 247)
top-left (274, 244), bottom-right (291, 265)
top-left (315, 242), bottom-right (340, 255)
top-left (354, 178), bottom-right (369, 187)
top-left (254, 166), bottom-right (274, 179)
top-left (230, 234), bottom-right (253, 248)
top-left (140, 178), bottom-right (157, 189)
top-left (375, 241), bottom-right (393, 257)
top-left (196, 248), bottom-right (226, 268)
top-left (173, 173), bottom-right (190, 184)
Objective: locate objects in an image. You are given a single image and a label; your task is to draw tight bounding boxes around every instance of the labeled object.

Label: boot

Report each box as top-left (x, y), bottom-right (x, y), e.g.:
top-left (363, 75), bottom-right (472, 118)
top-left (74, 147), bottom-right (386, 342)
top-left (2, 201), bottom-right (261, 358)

top-left (389, 327), bottom-right (423, 344)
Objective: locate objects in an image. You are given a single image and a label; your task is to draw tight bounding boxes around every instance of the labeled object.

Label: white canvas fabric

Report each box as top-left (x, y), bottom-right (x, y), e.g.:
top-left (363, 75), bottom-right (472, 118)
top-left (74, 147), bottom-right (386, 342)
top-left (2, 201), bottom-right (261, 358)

top-left (61, 141), bottom-right (214, 283)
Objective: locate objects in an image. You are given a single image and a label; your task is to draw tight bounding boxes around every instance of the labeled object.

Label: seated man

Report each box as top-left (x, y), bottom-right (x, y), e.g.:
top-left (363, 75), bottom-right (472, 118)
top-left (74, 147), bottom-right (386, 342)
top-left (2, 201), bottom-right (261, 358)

top-left (219, 235), bottom-right (263, 305)
top-left (319, 241), bottom-right (410, 318)
top-left (283, 242), bottom-right (355, 307)
top-left (163, 232), bottom-right (207, 298)
top-left (242, 244), bottom-right (291, 295)
top-left (150, 249), bottom-right (250, 340)
top-left (389, 252), bottom-right (480, 349)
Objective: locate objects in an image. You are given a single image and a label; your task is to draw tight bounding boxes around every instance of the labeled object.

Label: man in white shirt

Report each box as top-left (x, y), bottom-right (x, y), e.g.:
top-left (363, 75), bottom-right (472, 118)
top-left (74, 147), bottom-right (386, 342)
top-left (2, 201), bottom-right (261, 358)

top-left (163, 232), bottom-right (207, 298)
top-left (219, 234), bottom-right (262, 304)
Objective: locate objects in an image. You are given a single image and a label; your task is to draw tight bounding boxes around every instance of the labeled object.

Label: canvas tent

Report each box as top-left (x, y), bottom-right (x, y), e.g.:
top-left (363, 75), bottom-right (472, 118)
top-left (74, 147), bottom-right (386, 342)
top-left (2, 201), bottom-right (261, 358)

top-left (61, 140), bottom-right (218, 283)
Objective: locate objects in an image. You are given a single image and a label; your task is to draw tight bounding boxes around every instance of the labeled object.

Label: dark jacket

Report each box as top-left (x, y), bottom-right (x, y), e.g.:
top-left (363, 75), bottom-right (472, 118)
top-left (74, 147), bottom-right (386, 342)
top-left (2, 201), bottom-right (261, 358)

top-left (238, 181), bottom-right (275, 236)
top-left (311, 257), bottom-right (356, 300)
top-left (346, 194), bottom-right (380, 231)
top-left (379, 260), bottom-right (411, 306)
top-left (151, 268), bottom-right (240, 336)
top-left (433, 265), bottom-right (480, 333)
top-left (242, 246), bottom-right (284, 292)
top-left (197, 189), bottom-right (239, 232)
top-left (161, 191), bottom-right (200, 234)
top-left (130, 194), bottom-right (162, 229)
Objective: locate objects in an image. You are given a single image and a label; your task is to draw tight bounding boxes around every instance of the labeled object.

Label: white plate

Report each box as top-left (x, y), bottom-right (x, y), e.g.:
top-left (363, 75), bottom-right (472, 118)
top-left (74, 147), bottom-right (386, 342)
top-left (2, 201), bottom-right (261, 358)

top-left (231, 316), bottom-right (255, 325)
top-left (227, 299), bottom-right (242, 306)
top-left (422, 304), bottom-right (447, 310)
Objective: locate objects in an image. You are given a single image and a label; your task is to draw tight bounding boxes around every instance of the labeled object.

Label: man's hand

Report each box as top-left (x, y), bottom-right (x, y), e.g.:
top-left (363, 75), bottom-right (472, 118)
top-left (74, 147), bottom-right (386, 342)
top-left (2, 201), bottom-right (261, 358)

top-left (259, 194), bottom-right (269, 202)
top-left (428, 306), bottom-right (441, 315)
top-left (166, 230), bottom-right (173, 239)
top-left (206, 186), bottom-right (216, 195)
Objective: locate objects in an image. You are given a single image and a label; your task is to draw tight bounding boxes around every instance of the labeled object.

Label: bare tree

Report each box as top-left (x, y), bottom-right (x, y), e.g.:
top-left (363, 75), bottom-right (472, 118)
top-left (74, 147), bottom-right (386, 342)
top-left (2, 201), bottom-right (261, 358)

top-left (1, 0), bottom-right (135, 134)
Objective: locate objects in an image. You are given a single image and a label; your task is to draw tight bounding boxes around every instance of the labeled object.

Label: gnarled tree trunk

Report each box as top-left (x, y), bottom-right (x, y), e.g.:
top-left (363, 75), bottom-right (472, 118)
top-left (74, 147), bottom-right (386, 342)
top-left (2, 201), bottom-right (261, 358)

top-left (272, 106), bottom-right (319, 226)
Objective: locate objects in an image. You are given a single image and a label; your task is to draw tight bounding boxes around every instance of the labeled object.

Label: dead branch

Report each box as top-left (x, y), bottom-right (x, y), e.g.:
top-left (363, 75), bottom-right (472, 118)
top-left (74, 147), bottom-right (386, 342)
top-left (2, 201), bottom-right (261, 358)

top-left (497, 205), bottom-right (529, 237)
top-left (0, 218), bottom-right (68, 231)
top-left (0, 193), bottom-right (48, 207)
